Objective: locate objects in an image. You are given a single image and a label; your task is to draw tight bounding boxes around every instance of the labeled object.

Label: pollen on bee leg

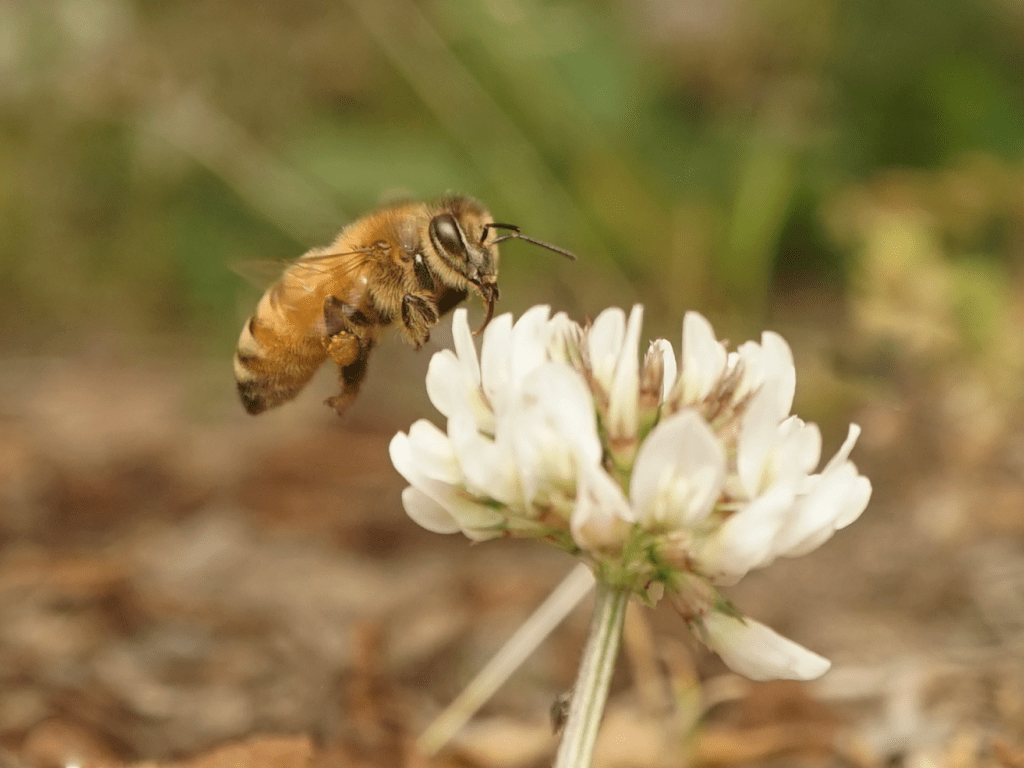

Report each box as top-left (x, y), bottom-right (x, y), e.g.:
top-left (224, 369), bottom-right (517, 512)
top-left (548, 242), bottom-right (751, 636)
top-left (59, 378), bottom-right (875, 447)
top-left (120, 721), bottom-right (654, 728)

top-left (325, 332), bottom-right (360, 368)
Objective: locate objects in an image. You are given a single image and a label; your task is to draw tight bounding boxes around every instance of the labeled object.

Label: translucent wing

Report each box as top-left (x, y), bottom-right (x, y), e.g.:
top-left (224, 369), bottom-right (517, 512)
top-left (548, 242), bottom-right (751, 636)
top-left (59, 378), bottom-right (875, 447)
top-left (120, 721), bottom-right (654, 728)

top-left (279, 248), bottom-right (375, 298)
top-left (230, 258), bottom-right (293, 289)
top-left (231, 246), bottom-right (375, 289)
top-left (269, 248), bottom-right (378, 340)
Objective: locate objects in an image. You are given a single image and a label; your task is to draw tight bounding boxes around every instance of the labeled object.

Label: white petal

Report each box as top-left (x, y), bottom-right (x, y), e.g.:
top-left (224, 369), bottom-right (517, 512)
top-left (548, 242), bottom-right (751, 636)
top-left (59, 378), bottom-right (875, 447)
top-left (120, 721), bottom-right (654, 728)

top-left (425, 350), bottom-right (463, 419)
top-left (698, 480), bottom-right (798, 585)
top-left (681, 311), bottom-right (727, 403)
top-left (390, 430), bottom-right (421, 487)
top-left (480, 313), bottom-right (514, 411)
top-left (511, 363), bottom-right (601, 502)
top-left (426, 483), bottom-right (506, 541)
top-left (822, 424), bottom-right (861, 474)
top-left (546, 312), bottom-right (584, 365)
top-left (427, 325), bottom-right (492, 431)
top-left (736, 379), bottom-right (787, 497)
top-left (509, 305), bottom-right (552, 391)
top-left (448, 414), bottom-right (520, 505)
top-left (444, 497), bottom-right (506, 541)
top-left (426, 312), bottom-right (483, 420)
top-left (760, 331), bottom-right (796, 419)
top-left (407, 420), bottom-right (461, 484)
top-left (571, 465), bottom-right (635, 551)
top-left (401, 486), bottom-right (460, 534)
top-left (698, 611), bottom-right (831, 681)
top-left (648, 338), bottom-right (677, 402)
top-left (767, 423), bottom-right (870, 557)
top-left (775, 463), bottom-right (872, 557)
top-left (606, 304), bottom-right (643, 440)
top-left (451, 308), bottom-right (481, 386)
top-left (835, 473), bottom-right (871, 529)
top-left (776, 417), bottom-right (822, 477)
top-left (588, 307), bottom-right (626, 390)
top-left (630, 410), bottom-right (726, 530)
top-left (521, 363), bottom-right (601, 464)
top-left (390, 431), bottom-right (505, 540)
top-left (733, 340), bottom-right (765, 402)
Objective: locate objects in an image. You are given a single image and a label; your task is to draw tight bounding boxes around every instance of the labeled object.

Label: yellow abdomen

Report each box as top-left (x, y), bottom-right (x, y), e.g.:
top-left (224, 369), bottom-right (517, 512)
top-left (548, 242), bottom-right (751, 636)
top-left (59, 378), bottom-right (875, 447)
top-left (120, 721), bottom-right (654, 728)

top-left (233, 262), bottom-right (341, 414)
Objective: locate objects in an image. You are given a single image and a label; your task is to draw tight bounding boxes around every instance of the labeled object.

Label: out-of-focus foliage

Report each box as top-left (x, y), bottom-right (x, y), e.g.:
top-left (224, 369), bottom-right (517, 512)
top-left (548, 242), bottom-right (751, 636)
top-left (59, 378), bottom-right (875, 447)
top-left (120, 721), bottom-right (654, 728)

top-left (0, 0), bottom-right (1021, 356)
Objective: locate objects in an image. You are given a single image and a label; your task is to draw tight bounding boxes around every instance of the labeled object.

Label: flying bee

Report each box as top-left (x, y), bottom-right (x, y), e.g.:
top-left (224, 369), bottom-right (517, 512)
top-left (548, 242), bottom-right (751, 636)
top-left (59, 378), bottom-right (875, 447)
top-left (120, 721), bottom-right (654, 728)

top-left (233, 194), bottom-right (575, 416)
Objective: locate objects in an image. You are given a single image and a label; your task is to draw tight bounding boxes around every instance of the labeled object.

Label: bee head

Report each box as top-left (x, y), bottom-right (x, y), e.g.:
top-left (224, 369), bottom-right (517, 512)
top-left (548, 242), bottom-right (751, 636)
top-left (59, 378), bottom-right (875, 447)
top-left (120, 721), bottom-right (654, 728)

top-left (424, 195), bottom-right (575, 335)
top-left (425, 197), bottom-right (500, 334)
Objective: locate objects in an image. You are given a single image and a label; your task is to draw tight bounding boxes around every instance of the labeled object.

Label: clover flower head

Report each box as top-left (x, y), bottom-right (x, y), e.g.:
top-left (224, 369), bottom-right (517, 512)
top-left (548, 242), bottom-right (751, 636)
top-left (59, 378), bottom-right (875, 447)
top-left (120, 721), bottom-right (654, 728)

top-left (391, 305), bottom-right (871, 681)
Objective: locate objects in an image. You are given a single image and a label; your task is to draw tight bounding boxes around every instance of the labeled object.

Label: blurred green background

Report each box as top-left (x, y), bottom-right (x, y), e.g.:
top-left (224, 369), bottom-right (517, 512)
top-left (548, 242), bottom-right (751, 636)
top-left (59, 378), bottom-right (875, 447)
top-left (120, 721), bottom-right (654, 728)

top-left (1, 0), bottom-right (1022, 390)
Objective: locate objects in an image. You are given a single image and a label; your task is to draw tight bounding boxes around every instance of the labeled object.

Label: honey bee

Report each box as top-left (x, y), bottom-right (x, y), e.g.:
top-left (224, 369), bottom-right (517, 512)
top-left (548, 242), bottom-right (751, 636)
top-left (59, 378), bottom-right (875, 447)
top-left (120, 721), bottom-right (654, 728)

top-left (233, 194), bottom-right (574, 416)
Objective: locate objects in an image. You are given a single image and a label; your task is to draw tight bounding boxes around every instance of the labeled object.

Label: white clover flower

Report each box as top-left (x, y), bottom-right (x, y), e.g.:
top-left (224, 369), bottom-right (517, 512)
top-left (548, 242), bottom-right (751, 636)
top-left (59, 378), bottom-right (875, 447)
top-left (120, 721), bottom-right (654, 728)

top-left (391, 305), bottom-right (872, 681)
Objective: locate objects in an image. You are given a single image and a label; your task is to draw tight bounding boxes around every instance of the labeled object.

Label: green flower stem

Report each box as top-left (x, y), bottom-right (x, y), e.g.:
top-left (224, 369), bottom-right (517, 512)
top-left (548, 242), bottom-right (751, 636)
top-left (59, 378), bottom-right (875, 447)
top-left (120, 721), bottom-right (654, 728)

top-left (554, 581), bottom-right (629, 768)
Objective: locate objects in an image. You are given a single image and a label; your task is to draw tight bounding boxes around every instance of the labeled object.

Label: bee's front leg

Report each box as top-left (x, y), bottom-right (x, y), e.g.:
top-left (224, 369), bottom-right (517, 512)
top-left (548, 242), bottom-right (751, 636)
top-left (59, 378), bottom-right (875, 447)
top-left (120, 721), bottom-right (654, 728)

top-left (400, 292), bottom-right (440, 349)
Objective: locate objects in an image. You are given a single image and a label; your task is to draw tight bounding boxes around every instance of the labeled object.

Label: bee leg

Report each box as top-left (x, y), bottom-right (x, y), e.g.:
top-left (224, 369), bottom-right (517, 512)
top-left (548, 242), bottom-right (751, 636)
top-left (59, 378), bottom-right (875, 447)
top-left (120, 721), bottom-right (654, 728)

top-left (322, 296), bottom-right (362, 364)
top-left (325, 332), bottom-right (359, 365)
top-left (400, 292), bottom-right (440, 349)
top-left (325, 339), bottom-right (375, 416)
top-left (322, 295), bottom-right (374, 416)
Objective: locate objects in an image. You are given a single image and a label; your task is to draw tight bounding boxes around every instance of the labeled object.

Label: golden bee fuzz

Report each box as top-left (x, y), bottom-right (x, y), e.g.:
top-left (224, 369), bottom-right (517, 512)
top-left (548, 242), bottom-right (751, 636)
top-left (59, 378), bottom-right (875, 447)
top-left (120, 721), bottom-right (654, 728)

top-left (233, 195), bottom-right (502, 416)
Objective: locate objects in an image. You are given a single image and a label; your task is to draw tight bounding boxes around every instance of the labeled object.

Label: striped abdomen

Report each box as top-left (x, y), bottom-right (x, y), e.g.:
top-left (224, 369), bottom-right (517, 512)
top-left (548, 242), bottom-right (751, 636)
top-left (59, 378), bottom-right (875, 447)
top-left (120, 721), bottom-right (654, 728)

top-left (233, 284), bottom-right (331, 415)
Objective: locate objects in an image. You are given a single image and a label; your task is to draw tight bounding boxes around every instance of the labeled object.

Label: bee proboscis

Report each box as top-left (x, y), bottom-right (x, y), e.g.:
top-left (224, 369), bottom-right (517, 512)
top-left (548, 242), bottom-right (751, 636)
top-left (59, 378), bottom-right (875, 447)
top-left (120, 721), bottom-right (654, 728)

top-left (233, 194), bottom-right (574, 416)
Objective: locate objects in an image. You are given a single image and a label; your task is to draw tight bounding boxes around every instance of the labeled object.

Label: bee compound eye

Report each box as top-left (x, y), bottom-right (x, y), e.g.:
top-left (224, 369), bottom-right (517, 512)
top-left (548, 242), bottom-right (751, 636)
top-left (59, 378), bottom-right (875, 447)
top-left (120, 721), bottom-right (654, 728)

top-left (429, 213), bottom-right (466, 258)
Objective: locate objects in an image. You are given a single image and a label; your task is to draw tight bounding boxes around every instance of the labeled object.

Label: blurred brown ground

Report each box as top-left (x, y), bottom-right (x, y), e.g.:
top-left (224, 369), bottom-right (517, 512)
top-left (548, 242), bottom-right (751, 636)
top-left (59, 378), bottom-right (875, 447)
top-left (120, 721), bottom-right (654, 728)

top-left (1, 296), bottom-right (1024, 768)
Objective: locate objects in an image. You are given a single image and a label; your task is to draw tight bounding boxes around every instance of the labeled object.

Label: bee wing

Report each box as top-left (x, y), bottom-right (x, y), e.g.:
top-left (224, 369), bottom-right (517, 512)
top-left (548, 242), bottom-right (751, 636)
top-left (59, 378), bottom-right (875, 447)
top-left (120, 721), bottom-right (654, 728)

top-left (277, 248), bottom-right (378, 340)
top-left (283, 249), bottom-right (375, 302)
top-left (231, 246), bottom-right (373, 289)
top-left (230, 258), bottom-right (293, 289)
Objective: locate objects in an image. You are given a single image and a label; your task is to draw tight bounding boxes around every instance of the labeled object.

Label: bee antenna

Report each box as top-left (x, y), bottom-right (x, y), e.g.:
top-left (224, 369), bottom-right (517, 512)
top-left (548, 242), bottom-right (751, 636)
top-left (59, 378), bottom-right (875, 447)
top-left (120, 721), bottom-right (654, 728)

top-left (483, 222), bottom-right (520, 233)
top-left (489, 228), bottom-right (577, 261)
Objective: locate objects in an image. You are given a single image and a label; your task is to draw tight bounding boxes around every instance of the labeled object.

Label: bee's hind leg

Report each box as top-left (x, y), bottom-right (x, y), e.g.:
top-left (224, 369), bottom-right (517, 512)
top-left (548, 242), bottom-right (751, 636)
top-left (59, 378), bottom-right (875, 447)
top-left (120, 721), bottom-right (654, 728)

top-left (325, 340), bottom-right (374, 416)
top-left (322, 295), bottom-right (374, 416)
